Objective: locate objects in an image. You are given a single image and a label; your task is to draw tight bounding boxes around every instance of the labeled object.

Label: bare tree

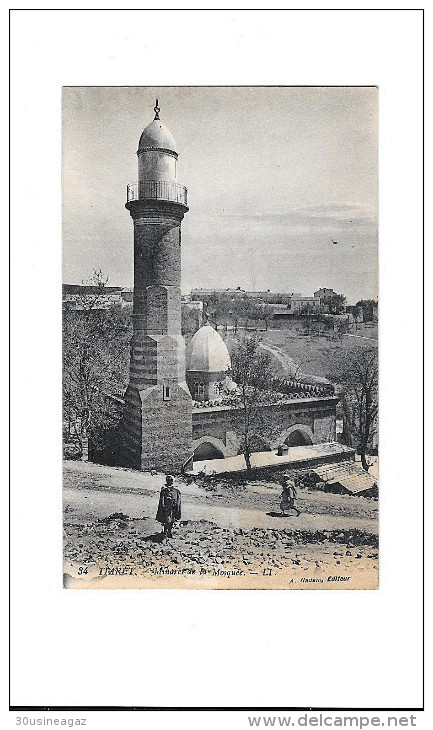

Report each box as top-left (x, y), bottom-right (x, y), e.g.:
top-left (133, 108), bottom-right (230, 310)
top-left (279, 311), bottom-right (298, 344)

top-left (287, 355), bottom-right (314, 382)
top-left (229, 336), bottom-right (277, 478)
top-left (325, 346), bottom-right (378, 470)
top-left (203, 293), bottom-right (275, 334)
top-left (63, 270), bottom-right (131, 459)
top-left (181, 305), bottom-right (201, 336)
top-left (260, 303), bottom-right (274, 331)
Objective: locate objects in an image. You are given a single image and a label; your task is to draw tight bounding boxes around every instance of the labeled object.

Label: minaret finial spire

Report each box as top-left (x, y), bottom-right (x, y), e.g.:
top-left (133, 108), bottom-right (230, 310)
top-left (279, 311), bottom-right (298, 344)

top-left (154, 98), bottom-right (160, 120)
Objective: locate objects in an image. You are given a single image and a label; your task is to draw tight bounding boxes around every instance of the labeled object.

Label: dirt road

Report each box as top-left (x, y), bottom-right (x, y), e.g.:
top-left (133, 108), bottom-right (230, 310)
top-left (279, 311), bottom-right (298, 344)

top-left (259, 342), bottom-right (299, 377)
top-left (63, 461), bottom-right (378, 589)
top-left (259, 342), bottom-right (328, 383)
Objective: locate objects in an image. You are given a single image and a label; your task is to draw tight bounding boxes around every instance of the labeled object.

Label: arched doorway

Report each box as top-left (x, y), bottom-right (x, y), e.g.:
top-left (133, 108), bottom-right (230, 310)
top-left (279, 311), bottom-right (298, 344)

top-left (193, 440), bottom-right (226, 462)
top-left (277, 424), bottom-right (314, 448)
top-left (285, 430), bottom-right (313, 447)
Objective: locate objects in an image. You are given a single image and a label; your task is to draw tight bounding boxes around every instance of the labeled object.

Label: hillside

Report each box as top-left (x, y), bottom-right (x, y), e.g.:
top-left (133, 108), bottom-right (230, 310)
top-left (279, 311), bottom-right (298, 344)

top-left (218, 324), bottom-right (378, 383)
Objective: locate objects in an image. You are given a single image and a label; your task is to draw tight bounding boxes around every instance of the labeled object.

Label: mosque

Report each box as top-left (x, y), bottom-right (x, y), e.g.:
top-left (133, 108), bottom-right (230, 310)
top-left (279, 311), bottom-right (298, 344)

top-left (121, 102), bottom-right (351, 474)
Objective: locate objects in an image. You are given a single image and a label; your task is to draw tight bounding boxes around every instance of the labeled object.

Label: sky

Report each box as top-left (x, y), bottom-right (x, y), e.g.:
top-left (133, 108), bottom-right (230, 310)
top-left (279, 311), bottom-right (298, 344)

top-left (62, 86), bottom-right (378, 304)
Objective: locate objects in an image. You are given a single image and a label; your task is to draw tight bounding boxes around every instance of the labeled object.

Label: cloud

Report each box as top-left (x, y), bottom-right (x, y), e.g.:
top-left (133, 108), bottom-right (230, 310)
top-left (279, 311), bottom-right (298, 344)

top-left (188, 203), bottom-right (377, 239)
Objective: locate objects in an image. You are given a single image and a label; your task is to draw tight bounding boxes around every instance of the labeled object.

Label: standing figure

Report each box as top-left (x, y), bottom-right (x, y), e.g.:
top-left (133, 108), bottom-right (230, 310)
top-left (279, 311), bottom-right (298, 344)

top-left (280, 478), bottom-right (300, 517)
top-left (156, 475), bottom-right (182, 538)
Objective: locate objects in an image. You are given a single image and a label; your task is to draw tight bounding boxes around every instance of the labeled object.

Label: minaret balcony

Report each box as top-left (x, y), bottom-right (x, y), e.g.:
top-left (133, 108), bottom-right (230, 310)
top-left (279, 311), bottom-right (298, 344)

top-left (126, 181), bottom-right (188, 207)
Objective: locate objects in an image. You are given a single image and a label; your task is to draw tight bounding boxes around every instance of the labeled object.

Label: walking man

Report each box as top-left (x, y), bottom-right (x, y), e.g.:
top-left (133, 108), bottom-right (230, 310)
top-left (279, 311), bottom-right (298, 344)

top-left (280, 477), bottom-right (300, 517)
top-left (156, 475), bottom-right (182, 539)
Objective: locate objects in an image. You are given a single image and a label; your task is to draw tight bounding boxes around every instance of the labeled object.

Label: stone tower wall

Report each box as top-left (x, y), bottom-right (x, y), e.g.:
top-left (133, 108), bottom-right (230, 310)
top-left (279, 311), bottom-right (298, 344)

top-left (133, 214), bottom-right (182, 305)
top-left (124, 196), bottom-right (192, 473)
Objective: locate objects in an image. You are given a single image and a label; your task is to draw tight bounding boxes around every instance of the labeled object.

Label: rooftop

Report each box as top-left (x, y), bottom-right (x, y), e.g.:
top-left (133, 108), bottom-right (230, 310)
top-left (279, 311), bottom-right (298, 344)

top-left (187, 324), bottom-right (231, 373)
top-left (313, 462), bottom-right (377, 494)
top-left (191, 442), bottom-right (355, 475)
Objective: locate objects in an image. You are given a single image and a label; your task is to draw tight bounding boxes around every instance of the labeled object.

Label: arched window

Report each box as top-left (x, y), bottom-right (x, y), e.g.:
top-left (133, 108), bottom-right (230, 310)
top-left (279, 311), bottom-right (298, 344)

top-left (213, 382), bottom-right (220, 395)
top-left (198, 383), bottom-right (205, 396)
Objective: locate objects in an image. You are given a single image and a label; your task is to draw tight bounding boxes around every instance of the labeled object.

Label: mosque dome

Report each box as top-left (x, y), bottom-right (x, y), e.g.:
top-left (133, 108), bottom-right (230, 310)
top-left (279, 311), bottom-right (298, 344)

top-left (138, 119), bottom-right (177, 155)
top-left (187, 325), bottom-right (231, 373)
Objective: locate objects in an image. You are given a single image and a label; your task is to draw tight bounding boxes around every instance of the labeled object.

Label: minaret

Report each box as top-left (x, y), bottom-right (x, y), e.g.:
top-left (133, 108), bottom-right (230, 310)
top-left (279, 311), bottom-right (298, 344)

top-left (123, 100), bottom-right (192, 473)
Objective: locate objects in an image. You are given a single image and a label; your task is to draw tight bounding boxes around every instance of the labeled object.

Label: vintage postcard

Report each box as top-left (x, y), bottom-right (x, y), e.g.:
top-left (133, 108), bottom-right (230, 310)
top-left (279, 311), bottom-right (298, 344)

top-left (62, 86), bottom-right (378, 589)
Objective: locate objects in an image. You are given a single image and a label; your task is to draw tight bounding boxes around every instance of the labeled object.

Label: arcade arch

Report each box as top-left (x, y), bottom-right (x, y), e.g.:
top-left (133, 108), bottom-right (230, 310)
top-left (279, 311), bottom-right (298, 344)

top-left (277, 424), bottom-right (314, 448)
top-left (192, 436), bottom-right (228, 462)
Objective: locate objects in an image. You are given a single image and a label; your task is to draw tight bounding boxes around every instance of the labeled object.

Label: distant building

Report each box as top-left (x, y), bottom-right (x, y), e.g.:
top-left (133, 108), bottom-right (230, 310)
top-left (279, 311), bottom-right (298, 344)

top-left (313, 288), bottom-right (346, 314)
top-left (191, 287), bottom-right (246, 299)
top-left (271, 303), bottom-right (293, 320)
top-left (63, 284), bottom-right (124, 310)
top-left (249, 291), bottom-right (301, 304)
top-left (314, 287), bottom-right (335, 300)
top-left (190, 288), bottom-right (301, 305)
top-left (63, 284), bottom-right (133, 309)
top-left (183, 299), bottom-right (203, 312)
top-left (287, 296), bottom-right (322, 314)
top-left (120, 288), bottom-right (133, 305)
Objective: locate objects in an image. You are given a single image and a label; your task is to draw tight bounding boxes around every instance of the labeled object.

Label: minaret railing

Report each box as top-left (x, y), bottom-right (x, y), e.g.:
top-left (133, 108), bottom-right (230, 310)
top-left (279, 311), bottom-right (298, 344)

top-left (127, 180), bottom-right (187, 206)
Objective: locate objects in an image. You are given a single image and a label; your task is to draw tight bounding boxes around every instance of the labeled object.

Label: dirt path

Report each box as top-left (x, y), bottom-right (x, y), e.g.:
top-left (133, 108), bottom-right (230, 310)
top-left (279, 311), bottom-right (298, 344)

top-left (259, 342), bottom-right (327, 383)
top-left (259, 342), bottom-right (298, 375)
top-left (63, 461), bottom-right (378, 534)
top-left (63, 461), bottom-right (378, 590)
top-left (343, 333), bottom-right (378, 343)
top-left (64, 484), bottom-right (377, 534)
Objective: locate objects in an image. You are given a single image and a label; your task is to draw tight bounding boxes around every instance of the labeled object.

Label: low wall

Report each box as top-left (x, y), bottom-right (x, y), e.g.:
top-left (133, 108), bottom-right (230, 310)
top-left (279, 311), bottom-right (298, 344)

top-left (192, 396), bottom-right (338, 459)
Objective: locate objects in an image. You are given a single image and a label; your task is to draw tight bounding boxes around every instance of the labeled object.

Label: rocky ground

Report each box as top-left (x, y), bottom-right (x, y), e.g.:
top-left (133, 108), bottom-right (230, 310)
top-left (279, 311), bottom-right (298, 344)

top-left (63, 461), bottom-right (379, 590)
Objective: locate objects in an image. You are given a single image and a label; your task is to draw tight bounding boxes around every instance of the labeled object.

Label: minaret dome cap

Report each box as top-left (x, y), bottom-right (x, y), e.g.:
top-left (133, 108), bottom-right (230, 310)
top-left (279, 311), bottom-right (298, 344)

top-left (138, 118), bottom-right (177, 155)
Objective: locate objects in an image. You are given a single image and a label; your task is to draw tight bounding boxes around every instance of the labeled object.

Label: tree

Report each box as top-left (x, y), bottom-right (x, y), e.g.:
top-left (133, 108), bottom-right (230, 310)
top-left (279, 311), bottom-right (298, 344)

top-left (181, 305), bottom-right (201, 336)
top-left (333, 316), bottom-right (350, 340)
top-left (205, 294), bottom-right (233, 331)
top-left (356, 299), bottom-right (378, 323)
top-left (203, 293), bottom-right (274, 333)
top-left (63, 270), bottom-right (131, 458)
top-left (261, 303), bottom-right (274, 331)
top-left (286, 355), bottom-right (314, 382)
top-left (325, 346), bottom-right (378, 470)
top-left (300, 302), bottom-right (313, 317)
top-left (326, 293), bottom-right (346, 314)
top-left (229, 336), bottom-right (276, 478)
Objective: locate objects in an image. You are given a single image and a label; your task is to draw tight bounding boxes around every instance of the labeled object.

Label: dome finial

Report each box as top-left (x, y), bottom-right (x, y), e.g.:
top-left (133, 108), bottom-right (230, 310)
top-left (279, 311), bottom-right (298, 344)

top-left (154, 98), bottom-right (160, 120)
